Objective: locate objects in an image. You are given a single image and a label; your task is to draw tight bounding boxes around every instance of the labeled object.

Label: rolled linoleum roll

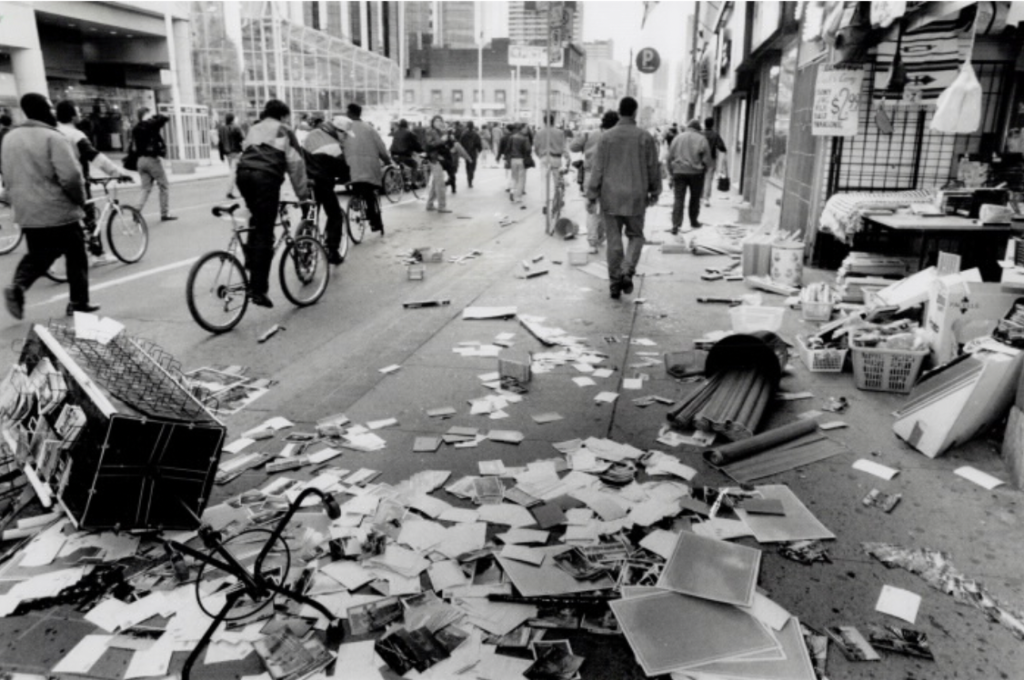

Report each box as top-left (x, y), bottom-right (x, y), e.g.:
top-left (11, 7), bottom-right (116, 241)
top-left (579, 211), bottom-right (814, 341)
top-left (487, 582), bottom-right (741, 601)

top-left (703, 418), bottom-right (819, 466)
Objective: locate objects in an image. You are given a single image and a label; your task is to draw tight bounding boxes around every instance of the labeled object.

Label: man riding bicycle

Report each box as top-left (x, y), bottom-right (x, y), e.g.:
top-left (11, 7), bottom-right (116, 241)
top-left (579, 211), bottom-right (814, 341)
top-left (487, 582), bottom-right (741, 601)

top-left (389, 119), bottom-right (423, 174)
top-left (236, 99), bottom-right (310, 309)
top-left (302, 118), bottom-right (349, 264)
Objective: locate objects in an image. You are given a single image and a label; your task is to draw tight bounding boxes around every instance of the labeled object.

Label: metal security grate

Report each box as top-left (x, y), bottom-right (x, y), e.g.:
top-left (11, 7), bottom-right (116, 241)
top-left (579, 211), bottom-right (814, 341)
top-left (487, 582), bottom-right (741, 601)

top-left (827, 61), bottom-right (1011, 195)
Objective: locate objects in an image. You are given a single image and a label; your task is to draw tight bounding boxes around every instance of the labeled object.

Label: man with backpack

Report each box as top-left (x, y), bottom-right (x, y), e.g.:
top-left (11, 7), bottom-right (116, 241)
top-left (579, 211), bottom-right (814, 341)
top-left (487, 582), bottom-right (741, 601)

top-left (218, 113), bottom-right (245, 199)
top-left (303, 119), bottom-right (349, 264)
top-left (132, 108), bottom-right (176, 221)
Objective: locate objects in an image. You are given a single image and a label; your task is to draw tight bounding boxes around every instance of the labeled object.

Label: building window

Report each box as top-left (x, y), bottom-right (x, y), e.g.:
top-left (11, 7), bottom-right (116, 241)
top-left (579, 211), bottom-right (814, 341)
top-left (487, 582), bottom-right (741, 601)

top-left (495, 90), bottom-right (506, 104)
top-left (431, 89), bottom-right (442, 104)
top-left (520, 89), bottom-right (528, 106)
top-left (453, 90), bottom-right (464, 103)
top-left (473, 89), bottom-right (481, 104)
top-left (404, 90), bottom-right (415, 104)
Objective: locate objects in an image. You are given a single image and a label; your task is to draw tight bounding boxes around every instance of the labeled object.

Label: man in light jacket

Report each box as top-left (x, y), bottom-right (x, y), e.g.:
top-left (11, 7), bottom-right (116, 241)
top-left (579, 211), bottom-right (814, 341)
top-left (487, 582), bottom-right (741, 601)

top-left (667, 118), bottom-right (711, 233)
top-left (570, 110), bottom-right (618, 253)
top-left (2, 93), bottom-right (96, 319)
top-left (343, 103), bottom-right (392, 234)
top-left (586, 97), bottom-right (661, 300)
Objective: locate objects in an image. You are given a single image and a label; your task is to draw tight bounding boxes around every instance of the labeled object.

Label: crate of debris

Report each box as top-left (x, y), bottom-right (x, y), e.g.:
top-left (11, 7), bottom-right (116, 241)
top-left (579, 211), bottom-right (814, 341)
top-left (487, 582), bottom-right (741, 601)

top-left (796, 335), bottom-right (848, 373)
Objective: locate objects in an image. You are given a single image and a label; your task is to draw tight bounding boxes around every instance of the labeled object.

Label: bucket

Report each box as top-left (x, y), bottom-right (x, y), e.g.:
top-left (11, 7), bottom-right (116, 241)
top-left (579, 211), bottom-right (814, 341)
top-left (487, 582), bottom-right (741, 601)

top-left (770, 242), bottom-right (804, 288)
top-left (554, 218), bottom-right (578, 240)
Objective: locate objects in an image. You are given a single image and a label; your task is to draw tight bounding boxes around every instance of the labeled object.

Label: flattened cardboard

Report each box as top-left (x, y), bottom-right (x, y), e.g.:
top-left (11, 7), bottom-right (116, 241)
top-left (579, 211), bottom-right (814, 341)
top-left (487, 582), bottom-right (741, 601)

top-left (497, 546), bottom-right (615, 597)
top-left (733, 485), bottom-right (836, 543)
top-left (656, 532), bottom-right (761, 607)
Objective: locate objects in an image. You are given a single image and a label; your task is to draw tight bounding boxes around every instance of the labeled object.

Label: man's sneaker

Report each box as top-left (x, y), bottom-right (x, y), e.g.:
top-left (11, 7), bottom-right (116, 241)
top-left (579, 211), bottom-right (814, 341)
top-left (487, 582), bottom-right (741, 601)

top-left (327, 250), bottom-right (344, 265)
top-left (250, 292), bottom-right (274, 308)
top-left (66, 302), bottom-right (100, 316)
top-left (426, 205), bottom-right (436, 212)
top-left (620, 275), bottom-right (634, 295)
top-left (609, 282), bottom-right (622, 300)
top-left (4, 286), bottom-right (24, 320)
top-left (161, 215), bottom-right (179, 222)
top-left (691, 222), bottom-right (702, 229)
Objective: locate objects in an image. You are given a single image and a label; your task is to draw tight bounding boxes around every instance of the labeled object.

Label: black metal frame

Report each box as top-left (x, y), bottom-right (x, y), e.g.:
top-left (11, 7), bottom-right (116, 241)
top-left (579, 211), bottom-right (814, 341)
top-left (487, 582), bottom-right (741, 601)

top-left (167, 487), bottom-right (343, 680)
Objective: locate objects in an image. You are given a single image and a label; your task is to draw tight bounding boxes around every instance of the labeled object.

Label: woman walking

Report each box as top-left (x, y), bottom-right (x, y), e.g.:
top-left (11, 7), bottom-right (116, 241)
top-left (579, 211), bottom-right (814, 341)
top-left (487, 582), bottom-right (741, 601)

top-left (425, 115), bottom-right (450, 213)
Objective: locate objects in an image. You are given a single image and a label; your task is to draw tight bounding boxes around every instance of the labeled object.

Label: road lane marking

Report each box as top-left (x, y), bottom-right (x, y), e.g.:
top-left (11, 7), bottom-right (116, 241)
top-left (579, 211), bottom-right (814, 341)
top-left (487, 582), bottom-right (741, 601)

top-left (28, 256), bottom-right (199, 307)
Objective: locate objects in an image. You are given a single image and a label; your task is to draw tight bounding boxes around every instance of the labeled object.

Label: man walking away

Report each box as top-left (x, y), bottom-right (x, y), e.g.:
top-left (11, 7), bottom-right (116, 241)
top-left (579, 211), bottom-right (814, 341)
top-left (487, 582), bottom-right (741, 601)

top-left (236, 99), bottom-right (310, 309)
top-left (303, 119), bottom-right (349, 264)
top-left (586, 97), bottom-right (660, 300)
top-left (534, 113), bottom-right (569, 197)
top-left (459, 122), bottom-right (483, 189)
top-left (570, 110), bottom-right (618, 254)
top-left (2, 93), bottom-right (97, 319)
top-left (702, 117), bottom-right (727, 206)
top-left (218, 113), bottom-right (245, 199)
top-left (343, 103), bottom-right (392, 234)
top-left (668, 119), bottom-right (710, 234)
top-left (504, 124), bottom-right (532, 208)
top-left (55, 101), bottom-right (132, 258)
top-left (133, 108), bottom-right (176, 221)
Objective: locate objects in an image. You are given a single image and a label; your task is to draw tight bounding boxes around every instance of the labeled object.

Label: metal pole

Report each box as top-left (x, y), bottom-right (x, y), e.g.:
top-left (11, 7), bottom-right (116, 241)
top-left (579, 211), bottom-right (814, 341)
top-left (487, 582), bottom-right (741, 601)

top-left (626, 46), bottom-right (633, 98)
top-left (164, 12), bottom-right (186, 162)
top-left (476, 2), bottom-right (483, 120)
top-left (545, 1), bottom-right (553, 233)
top-left (398, 0), bottom-right (405, 119)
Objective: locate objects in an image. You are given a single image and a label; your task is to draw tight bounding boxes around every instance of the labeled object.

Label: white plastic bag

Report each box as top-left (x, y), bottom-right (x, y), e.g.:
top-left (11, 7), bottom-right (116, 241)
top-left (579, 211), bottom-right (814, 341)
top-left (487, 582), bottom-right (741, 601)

top-left (930, 62), bottom-right (982, 133)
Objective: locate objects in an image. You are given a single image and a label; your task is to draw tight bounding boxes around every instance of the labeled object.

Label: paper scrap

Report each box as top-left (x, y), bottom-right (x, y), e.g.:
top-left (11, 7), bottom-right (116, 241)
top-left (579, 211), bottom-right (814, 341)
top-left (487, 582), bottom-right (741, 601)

top-left (954, 466), bottom-right (1005, 490)
top-left (379, 364), bottom-right (401, 374)
top-left (853, 459), bottom-right (899, 480)
top-left (876, 585), bottom-right (922, 624)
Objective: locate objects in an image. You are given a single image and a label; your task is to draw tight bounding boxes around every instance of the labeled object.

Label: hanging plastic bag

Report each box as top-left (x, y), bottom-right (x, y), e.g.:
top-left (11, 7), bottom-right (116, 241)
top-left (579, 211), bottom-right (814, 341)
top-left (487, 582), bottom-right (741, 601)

top-left (930, 62), bottom-right (982, 133)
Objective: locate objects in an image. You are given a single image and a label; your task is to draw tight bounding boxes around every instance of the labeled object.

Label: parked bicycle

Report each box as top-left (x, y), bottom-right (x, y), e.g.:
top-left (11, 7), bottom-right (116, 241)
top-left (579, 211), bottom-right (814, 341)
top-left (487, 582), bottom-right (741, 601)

top-left (542, 160), bottom-right (571, 236)
top-left (46, 177), bottom-right (148, 282)
top-left (186, 199), bottom-right (330, 334)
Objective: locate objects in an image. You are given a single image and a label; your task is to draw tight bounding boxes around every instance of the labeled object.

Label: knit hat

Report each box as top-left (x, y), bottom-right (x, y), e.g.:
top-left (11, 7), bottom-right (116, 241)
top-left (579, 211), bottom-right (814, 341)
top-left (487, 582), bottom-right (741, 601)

top-left (687, 118), bottom-right (702, 130)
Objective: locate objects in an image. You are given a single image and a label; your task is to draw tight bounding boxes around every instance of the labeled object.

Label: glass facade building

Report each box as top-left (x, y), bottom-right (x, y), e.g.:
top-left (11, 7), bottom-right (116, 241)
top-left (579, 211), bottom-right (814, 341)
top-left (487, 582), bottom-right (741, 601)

top-left (191, 1), bottom-right (400, 123)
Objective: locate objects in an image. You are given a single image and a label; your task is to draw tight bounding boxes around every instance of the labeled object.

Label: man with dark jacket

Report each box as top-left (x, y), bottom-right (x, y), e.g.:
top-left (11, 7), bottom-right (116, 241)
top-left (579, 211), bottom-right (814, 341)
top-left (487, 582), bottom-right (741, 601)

top-left (303, 119), bottom-right (348, 264)
top-left (586, 97), bottom-right (661, 300)
top-left (343, 103), bottom-right (392, 235)
top-left (390, 119), bottom-right (423, 173)
top-left (132, 108), bottom-right (176, 221)
top-left (458, 122), bottom-right (483, 189)
top-left (236, 99), bottom-right (310, 308)
top-left (2, 93), bottom-right (96, 319)
top-left (218, 113), bottom-right (245, 199)
top-left (570, 110), bottom-right (619, 253)
top-left (667, 119), bottom-right (711, 233)
top-left (701, 117), bottom-right (728, 206)
top-left (499, 124), bottom-right (532, 207)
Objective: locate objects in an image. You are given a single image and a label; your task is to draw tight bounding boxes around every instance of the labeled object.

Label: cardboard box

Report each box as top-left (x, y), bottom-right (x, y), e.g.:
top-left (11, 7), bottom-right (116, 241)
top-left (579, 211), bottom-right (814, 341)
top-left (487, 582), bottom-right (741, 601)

top-left (1001, 405), bottom-right (1024, 489)
top-left (924, 270), bottom-right (1019, 365)
top-left (893, 344), bottom-right (1023, 458)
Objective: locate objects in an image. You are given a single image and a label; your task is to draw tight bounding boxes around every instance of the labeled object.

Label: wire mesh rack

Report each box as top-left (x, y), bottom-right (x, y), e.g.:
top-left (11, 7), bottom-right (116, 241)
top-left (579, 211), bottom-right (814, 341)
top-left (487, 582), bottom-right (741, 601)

top-left (45, 321), bottom-right (220, 424)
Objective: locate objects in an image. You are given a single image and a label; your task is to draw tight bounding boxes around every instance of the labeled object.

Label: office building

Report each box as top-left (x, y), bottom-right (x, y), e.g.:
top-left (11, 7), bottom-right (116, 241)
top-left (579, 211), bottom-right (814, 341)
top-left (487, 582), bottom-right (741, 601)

top-left (509, 1), bottom-right (583, 46)
top-left (582, 40), bottom-right (613, 62)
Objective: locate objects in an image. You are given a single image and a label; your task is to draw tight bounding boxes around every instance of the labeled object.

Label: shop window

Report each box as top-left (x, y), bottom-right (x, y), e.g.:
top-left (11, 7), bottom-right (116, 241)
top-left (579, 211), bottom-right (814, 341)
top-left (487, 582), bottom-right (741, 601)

top-left (453, 90), bottom-right (463, 103)
top-left (431, 90), bottom-right (442, 104)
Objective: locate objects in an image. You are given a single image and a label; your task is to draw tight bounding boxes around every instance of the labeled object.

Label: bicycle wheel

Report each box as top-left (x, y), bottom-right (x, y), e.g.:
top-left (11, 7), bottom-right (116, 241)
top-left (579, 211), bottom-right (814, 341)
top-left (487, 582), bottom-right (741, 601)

top-left (0, 203), bottom-right (23, 255)
top-left (410, 166), bottom-right (426, 199)
top-left (382, 167), bottom-right (403, 203)
top-left (347, 197), bottom-right (367, 244)
top-left (279, 236), bottom-right (329, 307)
top-left (46, 257), bottom-right (69, 283)
top-left (337, 210), bottom-right (350, 261)
top-left (106, 205), bottom-right (149, 264)
top-left (186, 250), bottom-right (249, 333)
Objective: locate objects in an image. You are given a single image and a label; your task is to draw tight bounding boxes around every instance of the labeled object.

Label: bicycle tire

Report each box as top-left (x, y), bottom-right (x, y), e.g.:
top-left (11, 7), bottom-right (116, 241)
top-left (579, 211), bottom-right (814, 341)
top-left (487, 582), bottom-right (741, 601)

top-left (279, 236), bottom-right (330, 307)
top-left (0, 203), bottom-right (23, 255)
top-left (337, 210), bottom-right (350, 261)
top-left (106, 205), bottom-right (149, 264)
top-left (186, 250), bottom-right (249, 333)
top-left (382, 167), bottom-right (403, 203)
top-left (347, 197), bottom-right (367, 244)
top-left (45, 257), bottom-right (69, 283)
top-left (410, 166), bottom-right (426, 199)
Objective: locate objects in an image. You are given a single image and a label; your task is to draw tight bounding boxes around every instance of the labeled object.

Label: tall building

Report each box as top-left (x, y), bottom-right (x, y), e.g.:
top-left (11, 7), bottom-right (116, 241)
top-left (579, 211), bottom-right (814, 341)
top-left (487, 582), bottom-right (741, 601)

top-left (509, 1), bottom-right (583, 46)
top-left (435, 1), bottom-right (476, 48)
top-left (582, 40), bottom-right (613, 62)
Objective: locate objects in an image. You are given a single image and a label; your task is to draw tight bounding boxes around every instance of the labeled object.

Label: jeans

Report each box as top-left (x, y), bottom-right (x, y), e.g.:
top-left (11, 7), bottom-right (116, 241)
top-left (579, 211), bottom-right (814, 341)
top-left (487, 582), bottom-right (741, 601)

top-left (510, 158), bottom-right (526, 202)
top-left (13, 223), bottom-right (90, 305)
top-left (587, 205), bottom-right (605, 249)
top-left (426, 161), bottom-right (446, 210)
top-left (137, 156), bottom-right (170, 217)
top-left (672, 173), bottom-right (704, 229)
top-left (313, 180), bottom-right (344, 252)
top-left (351, 182), bottom-right (383, 231)
top-left (465, 157), bottom-right (477, 187)
top-left (703, 158), bottom-right (717, 201)
top-left (236, 168), bottom-right (279, 296)
top-left (603, 213), bottom-right (645, 284)
top-left (225, 152), bottom-right (240, 196)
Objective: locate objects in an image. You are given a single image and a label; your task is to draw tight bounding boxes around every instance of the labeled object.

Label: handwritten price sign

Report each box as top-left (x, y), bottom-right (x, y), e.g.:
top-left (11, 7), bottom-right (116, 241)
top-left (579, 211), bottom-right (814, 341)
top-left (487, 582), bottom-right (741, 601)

top-left (812, 66), bottom-right (864, 137)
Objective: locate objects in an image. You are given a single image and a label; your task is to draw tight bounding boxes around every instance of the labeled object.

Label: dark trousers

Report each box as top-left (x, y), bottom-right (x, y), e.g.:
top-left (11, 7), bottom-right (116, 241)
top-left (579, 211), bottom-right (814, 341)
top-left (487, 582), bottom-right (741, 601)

top-left (672, 173), bottom-right (705, 229)
top-left (351, 182), bottom-right (383, 232)
top-left (14, 223), bottom-right (90, 305)
top-left (313, 180), bottom-right (343, 252)
top-left (465, 157), bottom-right (477, 187)
top-left (446, 166), bottom-right (458, 192)
top-left (236, 168), bottom-right (279, 295)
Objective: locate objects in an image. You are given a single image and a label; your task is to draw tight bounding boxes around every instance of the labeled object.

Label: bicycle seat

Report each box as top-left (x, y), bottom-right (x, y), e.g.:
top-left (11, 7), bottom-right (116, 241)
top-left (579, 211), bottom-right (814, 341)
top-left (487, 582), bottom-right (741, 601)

top-left (212, 203), bottom-right (241, 217)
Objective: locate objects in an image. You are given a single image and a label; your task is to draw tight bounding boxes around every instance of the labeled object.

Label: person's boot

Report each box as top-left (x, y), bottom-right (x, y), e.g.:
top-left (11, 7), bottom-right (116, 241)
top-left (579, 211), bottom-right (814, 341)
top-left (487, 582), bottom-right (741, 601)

top-left (248, 249), bottom-right (274, 308)
top-left (4, 285), bottom-right (24, 320)
top-left (327, 249), bottom-right (344, 265)
top-left (67, 302), bottom-right (100, 316)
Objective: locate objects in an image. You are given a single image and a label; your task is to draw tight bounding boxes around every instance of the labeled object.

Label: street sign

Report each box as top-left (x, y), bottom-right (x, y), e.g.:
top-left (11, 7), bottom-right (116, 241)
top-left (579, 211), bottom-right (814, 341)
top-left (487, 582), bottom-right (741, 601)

top-left (509, 44), bottom-right (564, 68)
top-left (635, 47), bottom-right (661, 74)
